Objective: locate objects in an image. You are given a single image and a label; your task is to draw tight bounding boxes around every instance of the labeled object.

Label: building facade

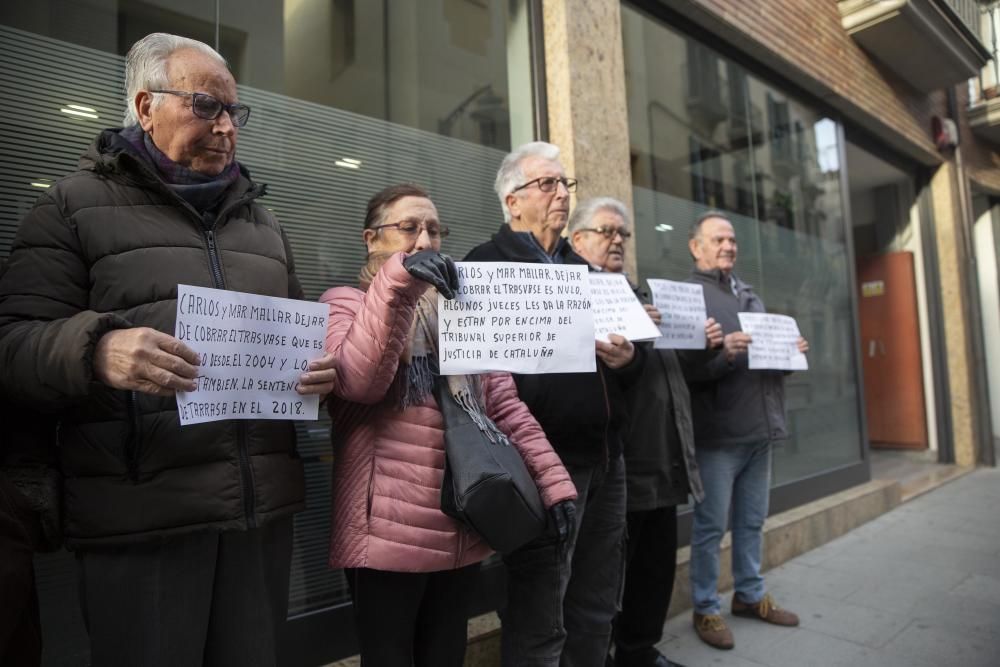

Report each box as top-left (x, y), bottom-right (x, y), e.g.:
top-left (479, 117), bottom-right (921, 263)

top-left (1, 1), bottom-right (997, 664)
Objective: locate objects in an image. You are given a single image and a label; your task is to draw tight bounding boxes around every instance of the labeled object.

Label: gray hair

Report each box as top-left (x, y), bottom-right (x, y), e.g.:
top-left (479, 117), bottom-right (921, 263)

top-left (689, 209), bottom-right (732, 240)
top-left (123, 33), bottom-right (228, 126)
top-left (494, 141), bottom-right (562, 223)
top-left (568, 196), bottom-right (632, 234)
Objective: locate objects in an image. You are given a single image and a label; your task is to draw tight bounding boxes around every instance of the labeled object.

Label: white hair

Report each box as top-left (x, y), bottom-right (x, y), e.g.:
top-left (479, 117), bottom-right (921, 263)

top-left (494, 141), bottom-right (562, 223)
top-left (568, 196), bottom-right (632, 234)
top-left (123, 33), bottom-right (228, 126)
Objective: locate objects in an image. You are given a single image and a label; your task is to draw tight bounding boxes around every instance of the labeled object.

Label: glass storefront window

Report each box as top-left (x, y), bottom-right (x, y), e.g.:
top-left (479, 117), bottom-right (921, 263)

top-left (622, 4), bottom-right (864, 487)
top-left (0, 1), bottom-right (536, 662)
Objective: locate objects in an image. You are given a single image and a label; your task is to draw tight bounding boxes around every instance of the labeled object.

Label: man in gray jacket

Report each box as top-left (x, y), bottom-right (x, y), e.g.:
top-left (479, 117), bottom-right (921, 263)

top-left (680, 212), bottom-right (808, 651)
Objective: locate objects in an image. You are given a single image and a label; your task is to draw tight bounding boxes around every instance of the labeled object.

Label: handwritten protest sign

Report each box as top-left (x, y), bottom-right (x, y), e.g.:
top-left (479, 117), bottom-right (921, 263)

top-left (438, 262), bottom-right (596, 375)
top-left (737, 312), bottom-right (808, 371)
top-left (588, 273), bottom-right (661, 342)
top-left (174, 285), bottom-right (329, 425)
top-left (647, 279), bottom-right (707, 349)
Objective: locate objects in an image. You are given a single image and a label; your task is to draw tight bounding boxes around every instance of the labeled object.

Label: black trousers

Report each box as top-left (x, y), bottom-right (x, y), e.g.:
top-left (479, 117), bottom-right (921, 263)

top-left (76, 516), bottom-right (293, 667)
top-left (614, 506), bottom-right (679, 667)
top-left (0, 475), bottom-right (43, 667)
top-left (345, 565), bottom-right (478, 667)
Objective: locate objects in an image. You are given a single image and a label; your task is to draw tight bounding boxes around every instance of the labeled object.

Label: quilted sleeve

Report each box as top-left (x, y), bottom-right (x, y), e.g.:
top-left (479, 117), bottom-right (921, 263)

top-left (320, 252), bottom-right (428, 404)
top-left (0, 189), bottom-right (130, 407)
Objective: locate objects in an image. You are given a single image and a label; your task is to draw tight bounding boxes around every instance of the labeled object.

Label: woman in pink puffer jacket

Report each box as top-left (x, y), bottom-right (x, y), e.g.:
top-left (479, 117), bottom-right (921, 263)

top-left (322, 183), bottom-right (577, 666)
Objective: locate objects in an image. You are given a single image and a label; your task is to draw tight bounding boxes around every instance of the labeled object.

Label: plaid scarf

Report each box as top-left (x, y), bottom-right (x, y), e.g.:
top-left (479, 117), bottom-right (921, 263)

top-left (120, 125), bottom-right (239, 214)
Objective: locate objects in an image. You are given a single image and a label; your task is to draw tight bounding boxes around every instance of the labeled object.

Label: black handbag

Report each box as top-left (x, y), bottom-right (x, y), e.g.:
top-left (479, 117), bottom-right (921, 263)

top-left (434, 377), bottom-right (547, 554)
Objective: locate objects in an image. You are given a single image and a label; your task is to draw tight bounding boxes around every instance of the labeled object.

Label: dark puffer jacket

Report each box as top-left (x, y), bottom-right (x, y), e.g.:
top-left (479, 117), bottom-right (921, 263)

top-left (0, 129), bottom-right (305, 547)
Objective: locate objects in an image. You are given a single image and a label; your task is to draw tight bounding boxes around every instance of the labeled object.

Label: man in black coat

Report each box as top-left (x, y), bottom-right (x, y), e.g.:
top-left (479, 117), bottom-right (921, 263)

top-left (466, 142), bottom-right (642, 666)
top-left (0, 33), bottom-right (336, 666)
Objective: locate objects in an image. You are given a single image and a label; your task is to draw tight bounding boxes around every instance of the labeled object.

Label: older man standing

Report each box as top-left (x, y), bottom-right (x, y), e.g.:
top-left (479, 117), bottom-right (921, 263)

top-left (568, 198), bottom-right (722, 667)
top-left (466, 143), bottom-right (641, 666)
top-left (0, 33), bottom-right (335, 666)
top-left (680, 212), bottom-right (808, 651)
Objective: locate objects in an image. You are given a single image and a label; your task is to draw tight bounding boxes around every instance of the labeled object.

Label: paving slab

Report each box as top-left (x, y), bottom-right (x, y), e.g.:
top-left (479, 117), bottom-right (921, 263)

top-left (658, 469), bottom-right (1000, 667)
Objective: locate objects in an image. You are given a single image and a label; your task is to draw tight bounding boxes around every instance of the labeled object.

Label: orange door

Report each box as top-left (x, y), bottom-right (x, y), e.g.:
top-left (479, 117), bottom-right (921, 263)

top-left (857, 251), bottom-right (928, 449)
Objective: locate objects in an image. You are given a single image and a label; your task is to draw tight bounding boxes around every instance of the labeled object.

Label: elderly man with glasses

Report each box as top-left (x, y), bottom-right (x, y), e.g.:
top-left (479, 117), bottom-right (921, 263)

top-left (465, 143), bottom-right (643, 666)
top-left (0, 33), bottom-right (335, 666)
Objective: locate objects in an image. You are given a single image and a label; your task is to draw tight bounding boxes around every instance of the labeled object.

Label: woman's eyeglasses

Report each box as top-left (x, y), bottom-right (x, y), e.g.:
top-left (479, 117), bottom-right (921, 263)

top-left (373, 220), bottom-right (450, 239)
top-left (151, 90), bottom-right (251, 127)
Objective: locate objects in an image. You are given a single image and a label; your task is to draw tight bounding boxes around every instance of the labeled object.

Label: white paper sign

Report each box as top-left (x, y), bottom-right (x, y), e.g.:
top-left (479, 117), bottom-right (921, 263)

top-left (738, 312), bottom-right (808, 371)
top-left (174, 284), bottom-right (329, 425)
top-left (588, 273), bottom-right (661, 342)
top-left (647, 279), bottom-right (707, 349)
top-left (438, 262), bottom-right (597, 375)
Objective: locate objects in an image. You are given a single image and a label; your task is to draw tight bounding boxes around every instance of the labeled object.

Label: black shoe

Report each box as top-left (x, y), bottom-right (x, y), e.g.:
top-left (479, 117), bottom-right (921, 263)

top-left (652, 656), bottom-right (685, 667)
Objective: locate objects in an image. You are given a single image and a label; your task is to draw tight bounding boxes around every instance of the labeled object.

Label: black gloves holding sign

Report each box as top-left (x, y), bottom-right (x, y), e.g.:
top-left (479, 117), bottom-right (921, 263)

top-left (404, 250), bottom-right (459, 300)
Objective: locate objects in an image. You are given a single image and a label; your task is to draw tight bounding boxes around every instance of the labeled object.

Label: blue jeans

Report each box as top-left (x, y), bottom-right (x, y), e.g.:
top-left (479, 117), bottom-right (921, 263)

top-left (690, 440), bottom-right (771, 616)
top-left (501, 454), bottom-right (627, 667)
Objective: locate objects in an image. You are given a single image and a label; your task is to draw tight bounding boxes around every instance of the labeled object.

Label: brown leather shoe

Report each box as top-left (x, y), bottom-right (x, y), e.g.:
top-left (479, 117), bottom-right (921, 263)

top-left (693, 612), bottom-right (735, 650)
top-left (731, 593), bottom-right (800, 626)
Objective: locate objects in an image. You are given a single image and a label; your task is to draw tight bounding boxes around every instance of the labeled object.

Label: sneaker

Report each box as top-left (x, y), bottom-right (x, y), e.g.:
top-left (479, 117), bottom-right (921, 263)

top-left (693, 612), bottom-right (734, 650)
top-left (731, 593), bottom-right (800, 626)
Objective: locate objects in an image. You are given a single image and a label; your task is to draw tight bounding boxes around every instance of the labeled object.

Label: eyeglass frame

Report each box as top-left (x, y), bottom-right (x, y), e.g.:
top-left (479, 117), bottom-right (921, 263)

top-left (150, 89), bottom-right (251, 127)
top-left (371, 220), bottom-right (451, 239)
top-left (576, 226), bottom-right (632, 241)
top-left (510, 176), bottom-right (578, 194)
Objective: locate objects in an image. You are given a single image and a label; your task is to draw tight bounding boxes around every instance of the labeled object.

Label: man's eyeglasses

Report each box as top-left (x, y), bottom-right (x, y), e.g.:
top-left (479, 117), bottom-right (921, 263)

top-left (578, 226), bottom-right (632, 241)
top-left (373, 220), bottom-right (450, 239)
top-left (151, 90), bottom-right (251, 127)
top-left (511, 176), bottom-right (578, 194)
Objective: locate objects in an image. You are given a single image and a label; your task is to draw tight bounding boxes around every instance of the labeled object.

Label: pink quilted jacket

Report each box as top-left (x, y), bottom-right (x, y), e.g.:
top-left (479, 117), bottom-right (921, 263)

top-left (321, 253), bottom-right (577, 572)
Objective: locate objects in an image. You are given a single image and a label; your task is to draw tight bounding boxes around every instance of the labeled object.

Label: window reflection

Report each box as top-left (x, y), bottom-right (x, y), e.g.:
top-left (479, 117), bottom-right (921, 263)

top-left (622, 3), bottom-right (863, 486)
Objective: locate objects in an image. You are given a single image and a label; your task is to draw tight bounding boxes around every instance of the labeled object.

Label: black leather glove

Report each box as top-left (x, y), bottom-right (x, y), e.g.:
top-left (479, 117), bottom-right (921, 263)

top-left (550, 500), bottom-right (577, 545)
top-left (403, 250), bottom-right (459, 300)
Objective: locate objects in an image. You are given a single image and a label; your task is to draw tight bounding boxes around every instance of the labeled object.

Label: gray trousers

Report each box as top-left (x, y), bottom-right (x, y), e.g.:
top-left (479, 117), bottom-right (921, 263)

top-left (501, 454), bottom-right (627, 667)
top-left (76, 516), bottom-right (293, 667)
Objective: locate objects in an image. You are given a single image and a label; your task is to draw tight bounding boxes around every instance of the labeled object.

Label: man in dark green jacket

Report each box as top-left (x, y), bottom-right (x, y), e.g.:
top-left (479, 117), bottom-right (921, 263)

top-left (0, 33), bottom-right (335, 666)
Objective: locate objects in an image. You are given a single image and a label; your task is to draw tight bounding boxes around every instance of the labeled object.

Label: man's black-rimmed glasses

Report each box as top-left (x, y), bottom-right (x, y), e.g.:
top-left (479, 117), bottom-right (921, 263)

top-left (511, 176), bottom-right (578, 194)
top-left (151, 90), bottom-right (251, 127)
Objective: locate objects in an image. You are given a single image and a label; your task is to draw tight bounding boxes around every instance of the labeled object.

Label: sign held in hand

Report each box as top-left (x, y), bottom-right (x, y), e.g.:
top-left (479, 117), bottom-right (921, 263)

top-left (588, 273), bottom-right (661, 343)
top-left (174, 285), bottom-right (329, 425)
top-left (737, 312), bottom-right (808, 371)
top-left (647, 279), bottom-right (707, 349)
top-left (438, 262), bottom-right (596, 375)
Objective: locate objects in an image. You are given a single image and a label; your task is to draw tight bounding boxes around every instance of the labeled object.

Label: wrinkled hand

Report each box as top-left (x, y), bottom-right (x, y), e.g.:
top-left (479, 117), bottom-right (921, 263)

top-left (705, 317), bottom-right (723, 349)
top-left (596, 333), bottom-right (635, 369)
top-left (403, 250), bottom-right (459, 300)
top-left (93, 327), bottom-right (199, 396)
top-left (643, 303), bottom-right (662, 326)
top-left (297, 353), bottom-right (337, 399)
top-left (723, 331), bottom-right (753, 362)
top-left (550, 500), bottom-right (577, 545)
top-left (797, 336), bottom-right (809, 354)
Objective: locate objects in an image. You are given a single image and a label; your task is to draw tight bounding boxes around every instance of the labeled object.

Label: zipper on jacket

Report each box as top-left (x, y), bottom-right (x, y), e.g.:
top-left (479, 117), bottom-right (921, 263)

top-left (201, 214), bottom-right (259, 529)
top-left (204, 228), bottom-right (226, 289)
top-left (126, 391), bottom-right (142, 482)
top-left (238, 422), bottom-right (257, 529)
top-left (453, 526), bottom-right (465, 569)
top-left (366, 457), bottom-right (376, 519)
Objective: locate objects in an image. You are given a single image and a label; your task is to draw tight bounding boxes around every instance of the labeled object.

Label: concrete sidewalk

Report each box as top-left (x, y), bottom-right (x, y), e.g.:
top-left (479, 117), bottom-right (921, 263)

top-left (656, 468), bottom-right (1000, 667)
